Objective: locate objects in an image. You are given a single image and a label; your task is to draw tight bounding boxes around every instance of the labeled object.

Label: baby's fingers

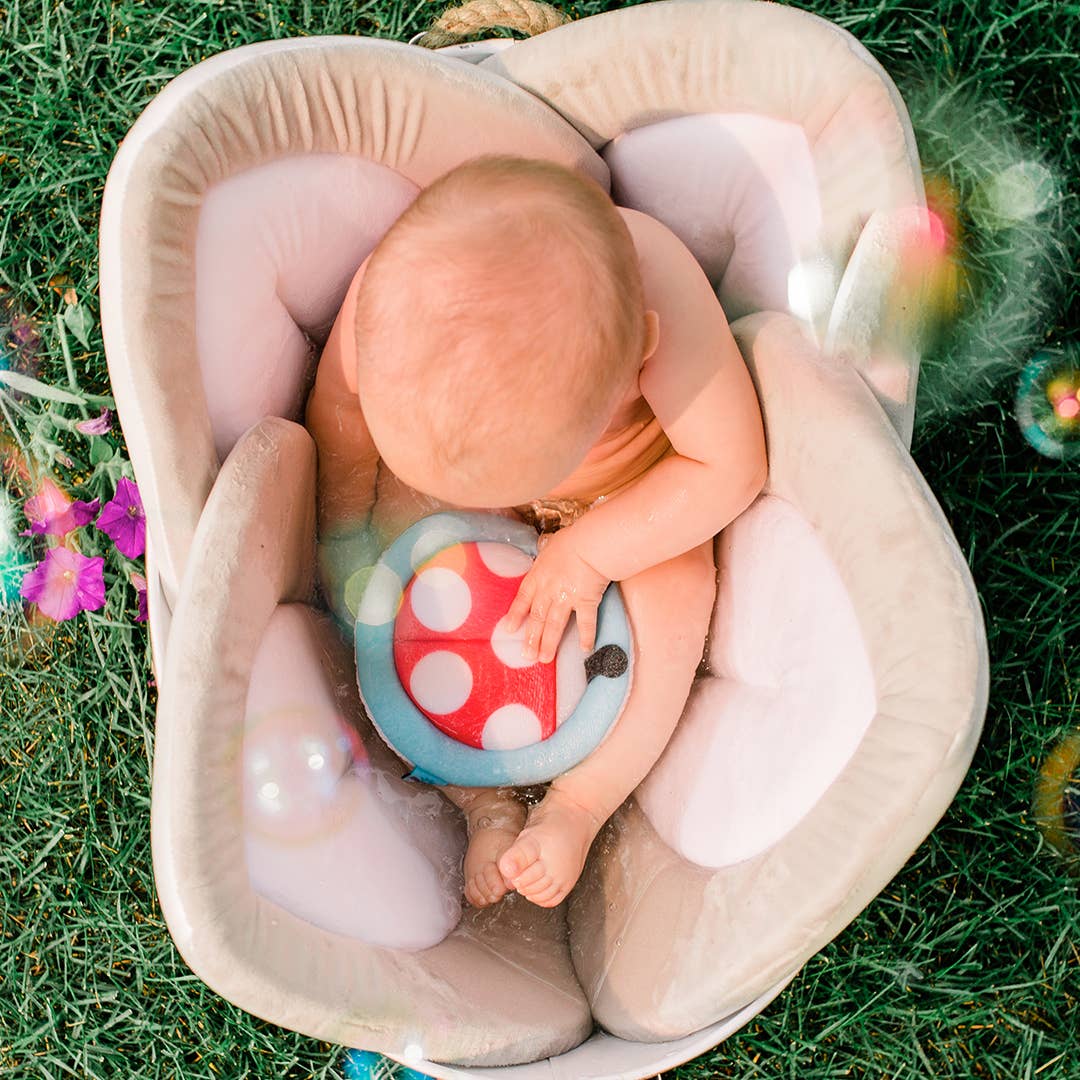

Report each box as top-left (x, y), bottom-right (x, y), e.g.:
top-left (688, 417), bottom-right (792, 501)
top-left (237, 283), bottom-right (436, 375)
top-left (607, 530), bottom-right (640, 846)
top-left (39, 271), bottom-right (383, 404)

top-left (576, 602), bottom-right (599, 655)
top-left (538, 599), bottom-right (572, 664)
top-left (505, 576), bottom-right (536, 634)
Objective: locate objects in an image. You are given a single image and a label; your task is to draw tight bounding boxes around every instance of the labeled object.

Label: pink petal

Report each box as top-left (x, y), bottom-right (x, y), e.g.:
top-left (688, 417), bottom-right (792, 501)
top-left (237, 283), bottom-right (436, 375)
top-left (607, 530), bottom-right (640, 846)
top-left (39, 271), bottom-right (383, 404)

top-left (131, 572), bottom-right (148, 623)
top-left (95, 477), bottom-right (146, 558)
top-left (75, 408), bottom-right (113, 436)
top-left (21, 494), bottom-right (99, 538)
top-left (20, 547), bottom-right (106, 621)
top-left (24, 478), bottom-right (70, 527)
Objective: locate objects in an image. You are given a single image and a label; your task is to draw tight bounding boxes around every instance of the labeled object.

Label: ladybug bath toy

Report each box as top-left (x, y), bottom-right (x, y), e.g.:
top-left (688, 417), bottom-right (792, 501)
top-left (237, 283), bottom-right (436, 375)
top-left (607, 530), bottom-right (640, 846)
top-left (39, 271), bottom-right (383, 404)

top-left (354, 511), bottom-right (632, 787)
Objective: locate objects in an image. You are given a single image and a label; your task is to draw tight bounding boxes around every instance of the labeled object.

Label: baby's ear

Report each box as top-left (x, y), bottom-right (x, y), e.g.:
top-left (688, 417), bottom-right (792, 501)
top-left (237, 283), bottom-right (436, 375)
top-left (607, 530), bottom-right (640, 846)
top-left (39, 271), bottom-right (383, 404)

top-left (642, 309), bottom-right (660, 362)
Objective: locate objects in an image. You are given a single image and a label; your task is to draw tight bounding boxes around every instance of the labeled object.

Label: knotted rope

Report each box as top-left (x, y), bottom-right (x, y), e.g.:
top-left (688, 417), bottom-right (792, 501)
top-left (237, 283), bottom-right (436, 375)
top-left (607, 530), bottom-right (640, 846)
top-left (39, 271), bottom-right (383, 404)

top-left (412, 0), bottom-right (572, 50)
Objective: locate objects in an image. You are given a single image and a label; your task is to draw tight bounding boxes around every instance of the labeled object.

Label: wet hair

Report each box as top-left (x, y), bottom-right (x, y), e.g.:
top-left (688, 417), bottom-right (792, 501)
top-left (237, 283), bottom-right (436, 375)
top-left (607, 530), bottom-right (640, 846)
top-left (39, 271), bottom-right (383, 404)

top-left (352, 154), bottom-right (647, 495)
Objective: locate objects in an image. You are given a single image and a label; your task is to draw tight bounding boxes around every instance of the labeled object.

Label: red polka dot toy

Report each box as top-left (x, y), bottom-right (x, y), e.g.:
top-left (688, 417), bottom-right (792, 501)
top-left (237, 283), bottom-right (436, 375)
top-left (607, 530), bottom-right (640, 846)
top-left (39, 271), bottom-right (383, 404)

top-left (354, 510), bottom-right (632, 788)
top-left (393, 541), bottom-right (559, 752)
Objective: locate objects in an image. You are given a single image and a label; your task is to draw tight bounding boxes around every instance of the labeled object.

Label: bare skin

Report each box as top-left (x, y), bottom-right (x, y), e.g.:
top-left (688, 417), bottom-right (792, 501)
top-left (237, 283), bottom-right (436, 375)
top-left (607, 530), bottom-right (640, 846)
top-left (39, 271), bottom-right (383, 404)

top-left (305, 204), bottom-right (768, 910)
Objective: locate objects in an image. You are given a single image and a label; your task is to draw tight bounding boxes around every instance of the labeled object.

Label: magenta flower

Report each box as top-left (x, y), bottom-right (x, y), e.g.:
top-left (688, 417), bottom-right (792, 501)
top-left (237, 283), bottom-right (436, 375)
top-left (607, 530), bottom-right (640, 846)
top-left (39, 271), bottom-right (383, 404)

top-left (131, 571), bottom-right (148, 623)
top-left (95, 477), bottom-right (145, 559)
top-left (21, 478), bottom-right (100, 537)
top-left (20, 546), bottom-right (106, 621)
top-left (75, 408), bottom-right (112, 436)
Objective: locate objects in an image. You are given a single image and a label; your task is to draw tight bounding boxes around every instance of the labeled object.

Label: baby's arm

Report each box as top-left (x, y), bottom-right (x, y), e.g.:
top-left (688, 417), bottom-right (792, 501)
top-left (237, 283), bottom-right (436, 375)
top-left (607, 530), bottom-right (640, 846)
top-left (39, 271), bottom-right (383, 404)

top-left (507, 212), bottom-right (767, 663)
top-left (569, 211), bottom-right (767, 582)
top-left (304, 312), bottom-right (379, 536)
top-left (303, 262), bottom-right (381, 616)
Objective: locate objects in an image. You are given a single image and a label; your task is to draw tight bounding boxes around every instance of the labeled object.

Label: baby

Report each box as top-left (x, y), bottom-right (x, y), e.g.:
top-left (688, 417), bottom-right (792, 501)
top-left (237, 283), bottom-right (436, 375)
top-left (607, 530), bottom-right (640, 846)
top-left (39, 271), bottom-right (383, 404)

top-left (305, 154), bottom-right (767, 910)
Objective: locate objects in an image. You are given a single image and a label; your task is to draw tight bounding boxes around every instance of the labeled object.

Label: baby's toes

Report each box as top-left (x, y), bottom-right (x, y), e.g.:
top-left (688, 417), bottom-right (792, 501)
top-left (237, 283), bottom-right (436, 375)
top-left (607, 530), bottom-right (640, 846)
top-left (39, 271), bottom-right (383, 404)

top-left (517, 872), bottom-right (554, 902)
top-left (465, 876), bottom-right (487, 908)
top-left (481, 863), bottom-right (509, 903)
top-left (530, 879), bottom-right (569, 908)
top-left (498, 833), bottom-right (543, 883)
top-left (507, 859), bottom-right (549, 892)
top-left (465, 867), bottom-right (501, 908)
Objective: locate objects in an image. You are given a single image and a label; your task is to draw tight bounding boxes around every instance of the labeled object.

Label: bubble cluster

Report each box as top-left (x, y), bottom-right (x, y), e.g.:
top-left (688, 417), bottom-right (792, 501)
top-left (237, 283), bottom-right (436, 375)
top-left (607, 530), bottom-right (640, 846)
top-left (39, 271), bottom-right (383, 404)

top-left (1015, 349), bottom-right (1080, 462)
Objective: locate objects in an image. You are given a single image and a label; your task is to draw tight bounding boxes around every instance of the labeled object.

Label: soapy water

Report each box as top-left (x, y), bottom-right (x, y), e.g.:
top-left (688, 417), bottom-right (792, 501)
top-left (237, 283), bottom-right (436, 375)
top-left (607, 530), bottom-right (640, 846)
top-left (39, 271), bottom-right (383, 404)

top-left (1015, 348), bottom-right (1080, 462)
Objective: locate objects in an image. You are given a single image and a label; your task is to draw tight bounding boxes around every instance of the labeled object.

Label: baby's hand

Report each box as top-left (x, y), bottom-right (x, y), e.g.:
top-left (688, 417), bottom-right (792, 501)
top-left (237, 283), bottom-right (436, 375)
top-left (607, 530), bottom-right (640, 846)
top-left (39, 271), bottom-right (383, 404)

top-left (505, 528), bottom-right (610, 664)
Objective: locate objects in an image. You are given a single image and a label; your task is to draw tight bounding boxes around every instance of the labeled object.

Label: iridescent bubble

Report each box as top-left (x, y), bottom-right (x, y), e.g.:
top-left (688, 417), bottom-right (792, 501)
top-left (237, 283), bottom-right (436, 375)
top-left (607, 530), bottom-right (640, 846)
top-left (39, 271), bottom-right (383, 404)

top-left (1033, 728), bottom-right (1080, 876)
top-left (970, 161), bottom-right (1057, 230)
top-left (1015, 349), bottom-right (1080, 461)
top-left (242, 707), bottom-right (361, 846)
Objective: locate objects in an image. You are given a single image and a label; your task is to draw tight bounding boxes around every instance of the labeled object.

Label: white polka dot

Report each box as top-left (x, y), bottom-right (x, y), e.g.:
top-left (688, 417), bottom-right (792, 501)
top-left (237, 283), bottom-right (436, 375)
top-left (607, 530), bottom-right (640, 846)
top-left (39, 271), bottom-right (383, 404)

top-left (477, 542), bottom-right (533, 578)
top-left (410, 518), bottom-right (470, 572)
top-left (490, 614), bottom-right (535, 669)
top-left (410, 567), bottom-right (472, 632)
top-left (355, 564), bottom-right (403, 627)
top-left (482, 704), bottom-right (543, 751)
top-left (409, 651), bottom-right (472, 715)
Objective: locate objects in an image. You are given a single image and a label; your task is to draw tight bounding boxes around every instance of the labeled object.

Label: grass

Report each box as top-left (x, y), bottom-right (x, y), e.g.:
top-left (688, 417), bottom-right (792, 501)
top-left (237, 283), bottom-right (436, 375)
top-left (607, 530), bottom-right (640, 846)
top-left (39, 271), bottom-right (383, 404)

top-left (1, 0), bottom-right (1078, 1077)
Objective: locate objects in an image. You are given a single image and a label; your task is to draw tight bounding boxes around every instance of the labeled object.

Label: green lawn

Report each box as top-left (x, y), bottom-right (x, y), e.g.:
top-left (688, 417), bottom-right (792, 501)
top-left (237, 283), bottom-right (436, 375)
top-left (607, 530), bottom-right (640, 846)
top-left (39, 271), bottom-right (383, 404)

top-left (2, 0), bottom-right (1078, 1077)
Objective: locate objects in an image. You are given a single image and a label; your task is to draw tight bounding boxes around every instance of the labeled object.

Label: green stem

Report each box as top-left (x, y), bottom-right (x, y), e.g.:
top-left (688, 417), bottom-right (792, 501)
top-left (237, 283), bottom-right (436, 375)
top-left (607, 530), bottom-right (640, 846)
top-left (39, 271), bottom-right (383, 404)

top-left (55, 312), bottom-right (90, 421)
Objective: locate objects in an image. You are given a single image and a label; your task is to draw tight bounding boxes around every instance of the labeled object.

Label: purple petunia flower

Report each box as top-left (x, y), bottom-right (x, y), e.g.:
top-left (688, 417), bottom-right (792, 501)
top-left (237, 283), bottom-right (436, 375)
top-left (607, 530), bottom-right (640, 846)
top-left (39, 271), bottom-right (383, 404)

top-left (75, 408), bottom-right (112, 436)
top-left (95, 477), bottom-right (145, 559)
top-left (21, 478), bottom-right (99, 537)
top-left (20, 546), bottom-right (106, 621)
top-left (131, 571), bottom-right (148, 623)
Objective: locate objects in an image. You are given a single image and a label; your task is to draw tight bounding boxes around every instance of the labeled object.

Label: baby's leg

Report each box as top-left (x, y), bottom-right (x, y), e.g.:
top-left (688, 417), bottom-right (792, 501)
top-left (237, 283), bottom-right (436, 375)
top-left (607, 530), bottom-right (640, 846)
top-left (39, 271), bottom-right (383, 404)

top-left (498, 539), bottom-right (717, 907)
top-left (441, 783), bottom-right (528, 909)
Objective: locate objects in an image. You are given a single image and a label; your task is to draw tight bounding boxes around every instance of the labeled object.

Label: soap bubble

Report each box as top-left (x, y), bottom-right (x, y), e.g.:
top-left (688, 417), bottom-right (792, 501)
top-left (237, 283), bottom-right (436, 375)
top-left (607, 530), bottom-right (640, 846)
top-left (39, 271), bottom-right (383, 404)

top-left (970, 161), bottom-right (1057, 230)
top-left (887, 194), bottom-right (964, 349)
top-left (1033, 728), bottom-right (1080, 876)
top-left (1015, 349), bottom-right (1080, 462)
top-left (242, 707), bottom-right (361, 846)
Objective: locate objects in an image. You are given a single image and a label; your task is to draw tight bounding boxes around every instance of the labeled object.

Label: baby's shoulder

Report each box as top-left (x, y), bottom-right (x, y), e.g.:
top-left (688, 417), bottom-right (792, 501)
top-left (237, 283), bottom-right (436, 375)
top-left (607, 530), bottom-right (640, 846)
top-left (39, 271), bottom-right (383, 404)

top-left (616, 206), bottom-right (690, 271)
top-left (615, 206), bottom-right (718, 328)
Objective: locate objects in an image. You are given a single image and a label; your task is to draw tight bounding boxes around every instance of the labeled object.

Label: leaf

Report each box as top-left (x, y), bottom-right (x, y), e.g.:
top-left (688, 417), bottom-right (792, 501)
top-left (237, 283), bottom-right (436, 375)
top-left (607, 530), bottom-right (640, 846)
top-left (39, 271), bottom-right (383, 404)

top-left (0, 369), bottom-right (85, 405)
top-left (63, 304), bottom-right (94, 350)
top-left (89, 439), bottom-right (115, 465)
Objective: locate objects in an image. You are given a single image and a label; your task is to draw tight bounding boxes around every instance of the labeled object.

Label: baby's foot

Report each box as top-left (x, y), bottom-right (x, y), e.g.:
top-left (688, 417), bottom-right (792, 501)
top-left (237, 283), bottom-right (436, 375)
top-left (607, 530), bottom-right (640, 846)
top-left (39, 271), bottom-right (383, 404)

top-left (463, 798), bottom-right (527, 909)
top-left (497, 786), bottom-right (604, 908)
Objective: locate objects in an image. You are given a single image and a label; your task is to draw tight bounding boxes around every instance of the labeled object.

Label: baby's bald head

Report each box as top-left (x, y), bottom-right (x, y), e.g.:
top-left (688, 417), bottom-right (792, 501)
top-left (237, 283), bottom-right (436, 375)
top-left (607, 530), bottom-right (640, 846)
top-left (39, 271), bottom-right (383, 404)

top-left (353, 154), bottom-right (648, 507)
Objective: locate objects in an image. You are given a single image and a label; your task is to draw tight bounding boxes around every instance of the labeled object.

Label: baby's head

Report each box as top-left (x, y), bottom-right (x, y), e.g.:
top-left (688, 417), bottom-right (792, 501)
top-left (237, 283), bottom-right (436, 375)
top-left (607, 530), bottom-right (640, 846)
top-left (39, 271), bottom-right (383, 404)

top-left (353, 154), bottom-right (649, 508)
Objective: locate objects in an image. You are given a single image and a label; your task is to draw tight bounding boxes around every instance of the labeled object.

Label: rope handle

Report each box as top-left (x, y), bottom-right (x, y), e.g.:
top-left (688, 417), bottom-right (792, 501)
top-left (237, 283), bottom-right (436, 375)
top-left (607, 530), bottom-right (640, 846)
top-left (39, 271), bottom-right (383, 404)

top-left (410, 0), bottom-right (572, 49)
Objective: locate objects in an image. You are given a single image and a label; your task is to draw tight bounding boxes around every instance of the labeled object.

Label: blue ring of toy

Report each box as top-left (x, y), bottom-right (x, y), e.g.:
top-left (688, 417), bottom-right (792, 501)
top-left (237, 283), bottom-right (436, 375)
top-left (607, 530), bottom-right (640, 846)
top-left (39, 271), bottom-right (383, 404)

top-left (354, 511), bottom-right (633, 787)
